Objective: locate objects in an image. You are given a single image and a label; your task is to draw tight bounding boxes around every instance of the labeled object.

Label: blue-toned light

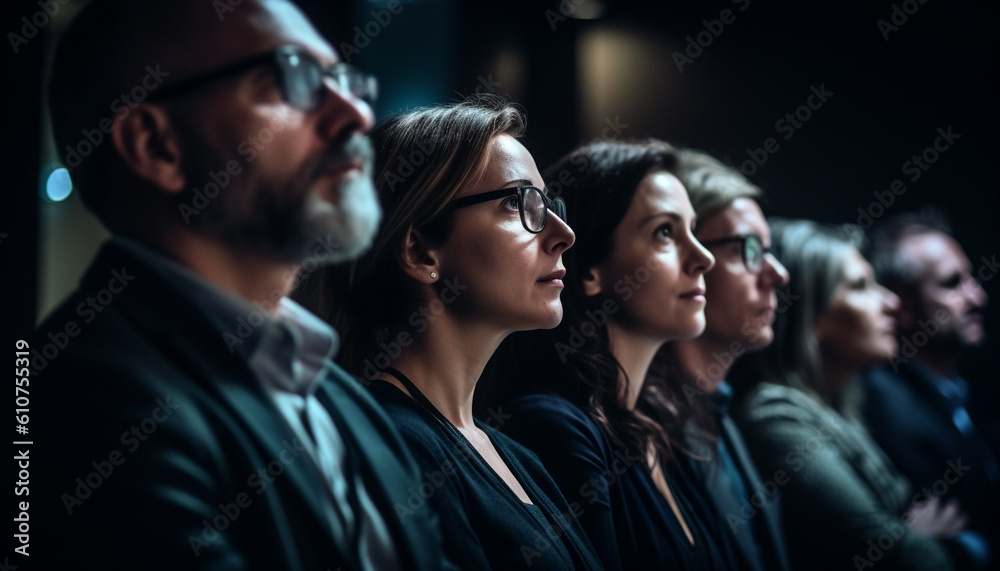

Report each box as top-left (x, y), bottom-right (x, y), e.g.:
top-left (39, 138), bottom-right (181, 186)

top-left (46, 167), bottom-right (73, 202)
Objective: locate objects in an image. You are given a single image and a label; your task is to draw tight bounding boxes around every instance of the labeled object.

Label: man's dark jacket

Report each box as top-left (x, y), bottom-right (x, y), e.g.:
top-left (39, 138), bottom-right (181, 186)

top-left (29, 241), bottom-right (450, 570)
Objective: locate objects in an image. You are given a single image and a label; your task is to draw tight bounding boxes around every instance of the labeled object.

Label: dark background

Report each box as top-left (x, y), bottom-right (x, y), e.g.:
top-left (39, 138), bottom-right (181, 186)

top-left (3, 0), bottom-right (997, 409)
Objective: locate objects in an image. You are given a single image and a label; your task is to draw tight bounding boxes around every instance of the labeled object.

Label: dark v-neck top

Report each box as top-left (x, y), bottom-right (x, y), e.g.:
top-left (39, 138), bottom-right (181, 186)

top-left (367, 382), bottom-right (604, 571)
top-left (502, 393), bottom-right (741, 571)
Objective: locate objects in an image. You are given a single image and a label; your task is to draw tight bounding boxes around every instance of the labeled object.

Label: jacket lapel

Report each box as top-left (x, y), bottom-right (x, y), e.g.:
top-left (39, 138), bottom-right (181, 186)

top-left (316, 372), bottom-right (427, 570)
top-left (83, 242), bottom-right (346, 558)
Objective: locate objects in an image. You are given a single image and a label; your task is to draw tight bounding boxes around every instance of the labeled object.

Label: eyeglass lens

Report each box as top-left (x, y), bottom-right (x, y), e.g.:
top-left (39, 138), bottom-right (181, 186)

top-left (522, 187), bottom-right (547, 232)
top-left (276, 49), bottom-right (376, 111)
top-left (744, 235), bottom-right (763, 272)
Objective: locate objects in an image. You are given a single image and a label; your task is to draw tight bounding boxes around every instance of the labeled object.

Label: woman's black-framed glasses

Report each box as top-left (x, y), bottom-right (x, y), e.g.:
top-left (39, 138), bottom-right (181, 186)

top-left (700, 234), bottom-right (769, 273)
top-left (147, 45), bottom-right (378, 111)
top-left (449, 186), bottom-right (566, 234)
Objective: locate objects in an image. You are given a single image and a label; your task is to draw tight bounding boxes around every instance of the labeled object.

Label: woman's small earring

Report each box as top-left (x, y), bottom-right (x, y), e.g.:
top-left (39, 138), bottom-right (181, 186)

top-left (430, 272), bottom-right (437, 279)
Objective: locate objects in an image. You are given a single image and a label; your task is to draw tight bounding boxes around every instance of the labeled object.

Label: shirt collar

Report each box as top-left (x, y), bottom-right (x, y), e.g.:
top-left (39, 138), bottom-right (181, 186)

top-left (907, 360), bottom-right (969, 410)
top-left (713, 380), bottom-right (734, 417)
top-left (113, 235), bottom-right (339, 395)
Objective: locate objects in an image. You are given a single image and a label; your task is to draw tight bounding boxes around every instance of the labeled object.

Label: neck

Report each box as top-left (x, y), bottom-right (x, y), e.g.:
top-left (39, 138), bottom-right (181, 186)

top-left (606, 322), bottom-right (666, 410)
top-left (382, 313), bottom-right (506, 429)
top-left (820, 356), bottom-right (854, 407)
top-left (913, 350), bottom-right (959, 380)
top-left (157, 232), bottom-right (298, 310)
top-left (673, 336), bottom-right (730, 394)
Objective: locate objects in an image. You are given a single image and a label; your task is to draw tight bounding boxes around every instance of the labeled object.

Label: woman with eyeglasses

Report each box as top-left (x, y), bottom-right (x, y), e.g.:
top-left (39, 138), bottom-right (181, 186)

top-left (729, 219), bottom-right (969, 571)
top-left (295, 95), bottom-right (602, 571)
top-left (478, 140), bottom-right (742, 570)
top-left (643, 148), bottom-right (794, 571)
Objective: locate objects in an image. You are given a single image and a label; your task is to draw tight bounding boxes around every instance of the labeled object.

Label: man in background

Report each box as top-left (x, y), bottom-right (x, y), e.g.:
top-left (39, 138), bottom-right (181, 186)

top-left (864, 208), bottom-right (997, 569)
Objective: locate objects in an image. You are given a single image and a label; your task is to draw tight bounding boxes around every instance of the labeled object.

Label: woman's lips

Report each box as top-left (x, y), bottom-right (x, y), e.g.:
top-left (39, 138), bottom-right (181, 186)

top-left (539, 269), bottom-right (566, 287)
top-left (680, 288), bottom-right (706, 302)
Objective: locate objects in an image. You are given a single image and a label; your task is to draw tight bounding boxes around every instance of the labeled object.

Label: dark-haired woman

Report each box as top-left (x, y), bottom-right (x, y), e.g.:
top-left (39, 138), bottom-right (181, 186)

top-left (482, 140), bottom-right (740, 570)
top-left (731, 219), bottom-right (970, 571)
top-left (296, 96), bottom-right (602, 570)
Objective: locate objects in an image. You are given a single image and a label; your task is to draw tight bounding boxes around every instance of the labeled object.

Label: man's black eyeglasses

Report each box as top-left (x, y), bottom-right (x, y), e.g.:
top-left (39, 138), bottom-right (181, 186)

top-left (147, 45), bottom-right (377, 111)
top-left (449, 186), bottom-right (566, 234)
top-left (700, 234), bottom-right (770, 274)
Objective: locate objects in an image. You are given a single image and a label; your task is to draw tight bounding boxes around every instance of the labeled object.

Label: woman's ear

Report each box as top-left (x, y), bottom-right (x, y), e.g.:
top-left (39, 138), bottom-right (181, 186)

top-left (582, 265), bottom-right (603, 297)
top-left (110, 103), bottom-right (186, 193)
top-left (399, 226), bottom-right (441, 284)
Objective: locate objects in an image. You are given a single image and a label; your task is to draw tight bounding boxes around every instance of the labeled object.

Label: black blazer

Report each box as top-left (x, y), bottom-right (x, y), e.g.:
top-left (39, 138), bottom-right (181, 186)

top-left (30, 241), bottom-right (451, 570)
top-left (690, 410), bottom-right (793, 571)
top-left (863, 362), bottom-right (1000, 564)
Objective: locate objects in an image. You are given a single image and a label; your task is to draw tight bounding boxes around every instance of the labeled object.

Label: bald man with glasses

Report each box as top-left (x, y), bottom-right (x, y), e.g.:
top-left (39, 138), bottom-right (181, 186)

top-left (32, 1), bottom-right (452, 569)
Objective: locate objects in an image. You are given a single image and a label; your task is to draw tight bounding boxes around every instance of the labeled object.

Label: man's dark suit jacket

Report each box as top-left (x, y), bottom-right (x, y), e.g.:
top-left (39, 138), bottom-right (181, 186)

top-left (863, 361), bottom-right (1000, 568)
top-left (30, 241), bottom-right (450, 570)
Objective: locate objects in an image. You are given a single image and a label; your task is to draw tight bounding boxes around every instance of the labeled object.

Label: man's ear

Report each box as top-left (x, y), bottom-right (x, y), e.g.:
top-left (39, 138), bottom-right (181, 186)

top-left (110, 103), bottom-right (186, 193)
top-left (582, 265), bottom-right (603, 297)
top-left (399, 226), bottom-right (441, 284)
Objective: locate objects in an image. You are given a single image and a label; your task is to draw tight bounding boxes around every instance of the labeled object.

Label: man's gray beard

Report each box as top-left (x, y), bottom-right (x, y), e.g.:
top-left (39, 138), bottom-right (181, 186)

top-left (184, 134), bottom-right (381, 265)
top-left (301, 167), bottom-right (381, 265)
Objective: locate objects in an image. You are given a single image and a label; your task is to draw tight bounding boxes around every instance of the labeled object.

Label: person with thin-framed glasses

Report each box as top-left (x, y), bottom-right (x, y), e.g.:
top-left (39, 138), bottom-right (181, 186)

top-left (648, 148), bottom-right (794, 571)
top-left (294, 95), bottom-right (602, 571)
top-left (483, 139), bottom-right (753, 571)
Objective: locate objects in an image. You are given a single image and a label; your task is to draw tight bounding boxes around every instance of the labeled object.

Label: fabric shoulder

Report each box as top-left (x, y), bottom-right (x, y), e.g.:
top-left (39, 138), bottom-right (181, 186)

top-left (736, 383), bottom-right (828, 426)
top-left (361, 381), bottom-right (462, 458)
top-left (503, 394), bottom-right (608, 455)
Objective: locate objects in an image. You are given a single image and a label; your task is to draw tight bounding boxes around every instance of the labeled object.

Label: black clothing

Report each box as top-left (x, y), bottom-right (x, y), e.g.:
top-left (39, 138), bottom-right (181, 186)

top-left (31, 241), bottom-right (451, 570)
top-left (502, 393), bottom-right (740, 571)
top-left (368, 379), bottom-right (603, 571)
top-left (689, 382), bottom-right (793, 571)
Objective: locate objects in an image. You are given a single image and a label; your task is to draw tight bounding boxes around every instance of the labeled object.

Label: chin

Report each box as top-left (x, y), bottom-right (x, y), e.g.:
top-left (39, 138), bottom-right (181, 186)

top-left (743, 327), bottom-right (773, 350)
top-left (530, 305), bottom-right (564, 331)
top-left (673, 316), bottom-right (707, 340)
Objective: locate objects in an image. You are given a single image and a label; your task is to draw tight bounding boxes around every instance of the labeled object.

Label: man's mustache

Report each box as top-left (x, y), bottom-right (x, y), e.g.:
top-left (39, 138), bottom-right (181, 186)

top-left (310, 132), bottom-right (374, 179)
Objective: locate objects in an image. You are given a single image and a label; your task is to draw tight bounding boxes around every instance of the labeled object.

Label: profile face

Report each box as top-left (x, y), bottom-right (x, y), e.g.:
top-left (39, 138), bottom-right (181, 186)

top-left (592, 170), bottom-right (715, 341)
top-left (696, 198), bottom-right (789, 351)
top-left (814, 247), bottom-right (900, 369)
top-left (172, 0), bottom-right (379, 264)
top-left (433, 134), bottom-right (575, 332)
top-left (899, 231), bottom-right (988, 350)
